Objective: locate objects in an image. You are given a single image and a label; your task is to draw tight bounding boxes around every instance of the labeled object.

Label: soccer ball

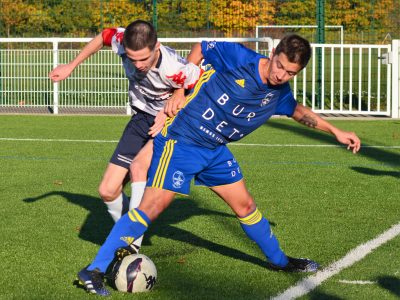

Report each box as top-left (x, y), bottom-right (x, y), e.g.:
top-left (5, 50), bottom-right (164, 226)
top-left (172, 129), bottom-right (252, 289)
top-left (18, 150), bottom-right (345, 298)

top-left (111, 254), bottom-right (157, 293)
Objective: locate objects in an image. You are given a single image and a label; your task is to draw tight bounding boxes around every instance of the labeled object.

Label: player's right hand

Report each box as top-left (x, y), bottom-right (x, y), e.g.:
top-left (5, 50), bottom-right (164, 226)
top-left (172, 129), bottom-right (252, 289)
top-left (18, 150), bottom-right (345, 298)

top-left (164, 88), bottom-right (185, 117)
top-left (48, 64), bottom-right (74, 82)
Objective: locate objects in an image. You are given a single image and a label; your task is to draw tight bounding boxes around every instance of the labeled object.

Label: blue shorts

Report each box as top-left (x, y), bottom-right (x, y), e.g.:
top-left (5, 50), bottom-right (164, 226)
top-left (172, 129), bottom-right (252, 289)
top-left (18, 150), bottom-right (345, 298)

top-left (110, 109), bottom-right (155, 169)
top-left (147, 135), bottom-right (243, 195)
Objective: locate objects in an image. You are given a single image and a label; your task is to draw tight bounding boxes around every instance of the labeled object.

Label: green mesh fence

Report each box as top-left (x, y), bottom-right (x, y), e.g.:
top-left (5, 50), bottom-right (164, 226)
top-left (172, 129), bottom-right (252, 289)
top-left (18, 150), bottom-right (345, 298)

top-left (0, 0), bottom-right (399, 44)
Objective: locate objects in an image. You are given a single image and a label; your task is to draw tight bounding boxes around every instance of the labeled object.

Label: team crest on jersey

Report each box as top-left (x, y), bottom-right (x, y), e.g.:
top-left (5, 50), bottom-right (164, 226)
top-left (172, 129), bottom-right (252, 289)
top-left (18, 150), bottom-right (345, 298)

top-left (172, 171), bottom-right (185, 188)
top-left (235, 79), bottom-right (245, 88)
top-left (167, 72), bottom-right (187, 87)
top-left (261, 92), bottom-right (274, 106)
top-left (206, 41), bottom-right (216, 50)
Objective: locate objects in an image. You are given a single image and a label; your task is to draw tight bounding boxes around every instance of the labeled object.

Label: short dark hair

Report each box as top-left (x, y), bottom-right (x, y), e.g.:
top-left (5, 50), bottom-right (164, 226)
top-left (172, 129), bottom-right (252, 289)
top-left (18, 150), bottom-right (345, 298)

top-left (275, 34), bottom-right (311, 69)
top-left (122, 20), bottom-right (157, 51)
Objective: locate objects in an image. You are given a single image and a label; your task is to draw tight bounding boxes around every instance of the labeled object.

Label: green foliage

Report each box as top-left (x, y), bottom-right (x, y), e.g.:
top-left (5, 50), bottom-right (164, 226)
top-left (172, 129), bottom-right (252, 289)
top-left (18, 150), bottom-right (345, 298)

top-left (0, 0), bottom-right (399, 41)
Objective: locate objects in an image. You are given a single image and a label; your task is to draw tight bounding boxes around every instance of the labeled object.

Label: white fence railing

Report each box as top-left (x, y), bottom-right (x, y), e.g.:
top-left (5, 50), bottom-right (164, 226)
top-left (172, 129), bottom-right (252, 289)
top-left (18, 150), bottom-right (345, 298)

top-left (291, 43), bottom-right (392, 116)
top-left (0, 37), bottom-right (399, 118)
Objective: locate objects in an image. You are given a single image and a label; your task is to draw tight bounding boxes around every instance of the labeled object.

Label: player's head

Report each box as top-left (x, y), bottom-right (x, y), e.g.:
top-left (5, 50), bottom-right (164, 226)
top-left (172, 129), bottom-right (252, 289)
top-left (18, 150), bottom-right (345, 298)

top-left (267, 34), bottom-right (311, 86)
top-left (123, 20), bottom-right (160, 72)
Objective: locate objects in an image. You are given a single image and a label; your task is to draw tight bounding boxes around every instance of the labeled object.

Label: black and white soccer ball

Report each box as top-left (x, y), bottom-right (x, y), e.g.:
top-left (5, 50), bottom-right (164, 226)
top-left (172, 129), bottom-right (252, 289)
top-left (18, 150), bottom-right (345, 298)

top-left (111, 254), bottom-right (157, 293)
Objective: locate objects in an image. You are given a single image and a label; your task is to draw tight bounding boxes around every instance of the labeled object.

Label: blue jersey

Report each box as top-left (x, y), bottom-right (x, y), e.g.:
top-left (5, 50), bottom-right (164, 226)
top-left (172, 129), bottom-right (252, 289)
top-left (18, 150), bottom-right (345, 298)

top-left (162, 41), bottom-right (297, 149)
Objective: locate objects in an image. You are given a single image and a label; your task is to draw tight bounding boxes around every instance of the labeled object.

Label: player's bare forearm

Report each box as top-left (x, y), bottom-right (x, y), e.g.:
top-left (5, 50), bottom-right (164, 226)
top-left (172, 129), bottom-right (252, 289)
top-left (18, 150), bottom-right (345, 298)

top-left (49, 34), bottom-right (104, 82)
top-left (292, 103), bottom-right (361, 153)
top-left (70, 33), bottom-right (104, 68)
top-left (292, 103), bottom-right (336, 134)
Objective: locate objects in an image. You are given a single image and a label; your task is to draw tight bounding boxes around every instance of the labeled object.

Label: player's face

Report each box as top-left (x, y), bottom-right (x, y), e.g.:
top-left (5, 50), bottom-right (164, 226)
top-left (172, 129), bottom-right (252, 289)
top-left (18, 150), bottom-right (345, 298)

top-left (267, 52), bottom-right (302, 86)
top-left (125, 42), bottom-right (160, 72)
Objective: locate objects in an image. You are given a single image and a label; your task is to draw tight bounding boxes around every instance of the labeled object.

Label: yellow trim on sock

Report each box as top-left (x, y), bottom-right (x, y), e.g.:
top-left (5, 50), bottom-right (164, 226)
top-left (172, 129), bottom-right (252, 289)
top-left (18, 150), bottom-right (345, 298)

top-left (132, 209), bottom-right (148, 227)
top-left (238, 208), bottom-right (262, 225)
top-left (128, 210), bottom-right (137, 222)
top-left (127, 209), bottom-right (148, 227)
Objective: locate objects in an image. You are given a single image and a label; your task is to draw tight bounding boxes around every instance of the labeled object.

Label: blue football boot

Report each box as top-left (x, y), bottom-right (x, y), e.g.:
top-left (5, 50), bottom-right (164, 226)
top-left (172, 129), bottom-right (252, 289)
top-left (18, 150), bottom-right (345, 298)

top-left (77, 266), bottom-right (110, 296)
top-left (268, 256), bottom-right (319, 272)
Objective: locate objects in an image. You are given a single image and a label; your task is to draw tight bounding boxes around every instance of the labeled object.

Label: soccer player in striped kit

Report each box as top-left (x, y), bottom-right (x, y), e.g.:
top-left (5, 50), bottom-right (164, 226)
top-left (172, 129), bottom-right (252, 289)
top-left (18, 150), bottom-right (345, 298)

top-left (49, 20), bottom-right (201, 254)
top-left (77, 34), bottom-right (361, 296)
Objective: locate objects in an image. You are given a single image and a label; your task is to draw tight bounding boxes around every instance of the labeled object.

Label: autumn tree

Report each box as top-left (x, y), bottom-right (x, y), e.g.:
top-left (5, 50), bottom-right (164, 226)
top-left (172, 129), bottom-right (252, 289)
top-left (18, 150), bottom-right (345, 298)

top-left (156, 0), bottom-right (209, 36)
top-left (326, 0), bottom-right (396, 42)
top-left (91, 0), bottom-right (149, 30)
top-left (210, 0), bottom-right (276, 36)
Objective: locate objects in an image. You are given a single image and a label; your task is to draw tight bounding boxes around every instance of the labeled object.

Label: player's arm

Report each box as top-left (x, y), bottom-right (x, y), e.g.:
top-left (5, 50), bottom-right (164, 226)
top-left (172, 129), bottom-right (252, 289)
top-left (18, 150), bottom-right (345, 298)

top-left (292, 103), bottom-right (361, 153)
top-left (163, 42), bottom-right (203, 116)
top-left (187, 43), bottom-right (204, 66)
top-left (48, 33), bottom-right (104, 82)
top-left (163, 46), bottom-right (203, 118)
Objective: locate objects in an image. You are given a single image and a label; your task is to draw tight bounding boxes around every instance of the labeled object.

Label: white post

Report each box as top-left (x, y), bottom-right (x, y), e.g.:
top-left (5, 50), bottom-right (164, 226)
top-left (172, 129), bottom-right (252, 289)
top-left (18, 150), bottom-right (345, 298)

top-left (52, 41), bottom-right (59, 114)
top-left (255, 26), bottom-right (259, 53)
top-left (392, 40), bottom-right (399, 118)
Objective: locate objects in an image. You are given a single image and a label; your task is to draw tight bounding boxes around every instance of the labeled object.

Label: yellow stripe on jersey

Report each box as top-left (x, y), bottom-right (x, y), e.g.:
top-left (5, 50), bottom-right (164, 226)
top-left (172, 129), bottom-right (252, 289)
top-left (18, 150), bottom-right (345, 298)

top-left (238, 208), bottom-right (263, 225)
top-left (161, 69), bottom-right (216, 137)
top-left (151, 139), bottom-right (176, 189)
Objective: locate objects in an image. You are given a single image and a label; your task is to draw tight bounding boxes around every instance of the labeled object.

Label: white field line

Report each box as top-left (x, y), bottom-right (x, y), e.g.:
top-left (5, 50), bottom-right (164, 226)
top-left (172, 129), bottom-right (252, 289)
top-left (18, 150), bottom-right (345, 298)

top-left (0, 137), bottom-right (400, 149)
top-left (338, 280), bottom-right (375, 285)
top-left (271, 221), bottom-right (400, 300)
top-left (0, 137), bottom-right (118, 143)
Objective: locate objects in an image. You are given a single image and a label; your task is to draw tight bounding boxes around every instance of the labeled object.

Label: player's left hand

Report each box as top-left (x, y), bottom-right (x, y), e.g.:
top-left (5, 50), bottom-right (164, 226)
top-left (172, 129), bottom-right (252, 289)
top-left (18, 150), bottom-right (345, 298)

top-left (335, 130), bottom-right (361, 153)
top-left (164, 88), bottom-right (185, 117)
top-left (149, 110), bottom-right (167, 137)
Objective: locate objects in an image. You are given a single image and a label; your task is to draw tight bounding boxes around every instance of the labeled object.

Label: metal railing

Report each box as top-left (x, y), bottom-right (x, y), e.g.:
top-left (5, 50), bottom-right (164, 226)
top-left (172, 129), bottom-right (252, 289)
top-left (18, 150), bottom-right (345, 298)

top-left (0, 37), bottom-right (399, 117)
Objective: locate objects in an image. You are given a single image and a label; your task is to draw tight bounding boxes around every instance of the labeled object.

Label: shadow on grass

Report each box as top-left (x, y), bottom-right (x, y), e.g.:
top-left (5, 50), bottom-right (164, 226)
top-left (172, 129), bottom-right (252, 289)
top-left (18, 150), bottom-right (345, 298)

top-left (23, 192), bottom-right (269, 268)
top-left (377, 276), bottom-right (400, 297)
top-left (265, 121), bottom-right (400, 169)
top-left (309, 291), bottom-right (345, 300)
top-left (351, 167), bottom-right (400, 179)
top-left (23, 191), bottom-right (113, 245)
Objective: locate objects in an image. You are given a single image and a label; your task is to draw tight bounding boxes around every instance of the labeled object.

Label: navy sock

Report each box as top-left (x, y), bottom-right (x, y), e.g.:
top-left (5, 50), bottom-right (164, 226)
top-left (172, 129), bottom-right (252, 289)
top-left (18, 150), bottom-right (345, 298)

top-left (88, 208), bottom-right (151, 273)
top-left (238, 208), bottom-right (288, 267)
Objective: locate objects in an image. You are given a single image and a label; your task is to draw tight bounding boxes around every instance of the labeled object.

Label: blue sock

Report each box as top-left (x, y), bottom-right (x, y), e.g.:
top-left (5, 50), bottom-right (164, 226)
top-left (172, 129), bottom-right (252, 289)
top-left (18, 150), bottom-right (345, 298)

top-left (88, 208), bottom-right (151, 273)
top-left (238, 208), bottom-right (288, 267)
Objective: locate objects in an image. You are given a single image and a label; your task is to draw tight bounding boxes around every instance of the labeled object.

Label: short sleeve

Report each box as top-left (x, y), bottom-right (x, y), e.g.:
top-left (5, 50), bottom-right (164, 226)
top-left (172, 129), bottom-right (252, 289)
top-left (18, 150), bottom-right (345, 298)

top-left (200, 41), bottom-right (262, 72)
top-left (274, 83), bottom-right (298, 116)
top-left (102, 27), bottom-right (125, 54)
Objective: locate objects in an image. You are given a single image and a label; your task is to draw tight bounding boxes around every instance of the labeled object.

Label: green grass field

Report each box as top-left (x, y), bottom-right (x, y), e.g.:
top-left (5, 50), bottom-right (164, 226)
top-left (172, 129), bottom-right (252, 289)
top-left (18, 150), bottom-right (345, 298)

top-left (0, 115), bottom-right (399, 299)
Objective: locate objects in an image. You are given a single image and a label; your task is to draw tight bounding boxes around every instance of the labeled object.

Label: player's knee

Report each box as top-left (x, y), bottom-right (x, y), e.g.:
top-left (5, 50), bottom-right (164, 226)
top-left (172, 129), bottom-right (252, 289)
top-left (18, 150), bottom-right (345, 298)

top-left (237, 196), bottom-right (257, 217)
top-left (98, 182), bottom-right (119, 202)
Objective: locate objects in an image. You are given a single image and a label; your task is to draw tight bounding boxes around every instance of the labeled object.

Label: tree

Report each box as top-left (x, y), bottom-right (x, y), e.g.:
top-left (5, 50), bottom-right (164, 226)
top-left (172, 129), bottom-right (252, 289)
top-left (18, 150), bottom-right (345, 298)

top-left (274, 0), bottom-right (316, 25)
top-left (91, 0), bottom-right (149, 31)
top-left (210, 0), bottom-right (276, 36)
top-left (0, 0), bottom-right (32, 36)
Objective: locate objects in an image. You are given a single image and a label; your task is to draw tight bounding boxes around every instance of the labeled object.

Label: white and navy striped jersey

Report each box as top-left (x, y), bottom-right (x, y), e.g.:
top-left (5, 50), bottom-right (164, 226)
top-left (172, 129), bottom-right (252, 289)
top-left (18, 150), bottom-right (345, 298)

top-left (102, 28), bottom-right (201, 116)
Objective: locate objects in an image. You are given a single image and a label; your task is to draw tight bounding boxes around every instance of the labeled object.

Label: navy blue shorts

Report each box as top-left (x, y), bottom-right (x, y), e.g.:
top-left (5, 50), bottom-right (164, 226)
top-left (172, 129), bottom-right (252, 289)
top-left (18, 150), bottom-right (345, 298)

top-left (147, 134), bottom-right (243, 195)
top-left (110, 110), bottom-right (155, 169)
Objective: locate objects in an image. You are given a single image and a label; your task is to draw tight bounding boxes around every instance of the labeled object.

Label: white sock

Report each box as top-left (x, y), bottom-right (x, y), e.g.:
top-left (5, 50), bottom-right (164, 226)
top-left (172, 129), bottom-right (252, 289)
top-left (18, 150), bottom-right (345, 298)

top-left (130, 181), bottom-right (147, 249)
top-left (105, 193), bottom-right (129, 222)
top-left (130, 182), bottom-right (146, 210)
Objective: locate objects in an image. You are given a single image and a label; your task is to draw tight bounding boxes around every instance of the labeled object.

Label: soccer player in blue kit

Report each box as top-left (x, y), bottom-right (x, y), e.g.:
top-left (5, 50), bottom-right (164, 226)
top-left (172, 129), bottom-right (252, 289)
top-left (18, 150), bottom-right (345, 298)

top-left (77, 34), bottom-right (361, 295)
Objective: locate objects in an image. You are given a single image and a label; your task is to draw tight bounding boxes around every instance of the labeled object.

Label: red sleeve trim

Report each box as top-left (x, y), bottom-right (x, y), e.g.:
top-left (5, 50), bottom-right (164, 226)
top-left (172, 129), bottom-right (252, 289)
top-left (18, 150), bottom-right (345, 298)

top-left (101, 28), bottom-right (117, 47)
